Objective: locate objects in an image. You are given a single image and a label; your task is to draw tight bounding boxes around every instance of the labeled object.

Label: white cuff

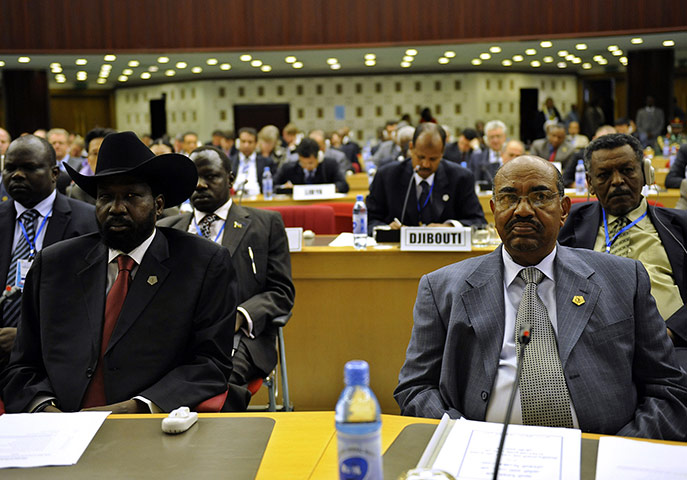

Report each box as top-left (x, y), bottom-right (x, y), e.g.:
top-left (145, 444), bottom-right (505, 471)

top-left (237, 307), bottom-right (255, 338)
top-left (133, 396), bottom-right (162, 413)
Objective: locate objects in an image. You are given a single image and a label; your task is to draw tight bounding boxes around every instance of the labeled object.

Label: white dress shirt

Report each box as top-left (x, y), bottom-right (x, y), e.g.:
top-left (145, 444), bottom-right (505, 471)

top-left (12, 190), bottom-right (56, 254)
top-left (235, 152), bottom-right (260, 196)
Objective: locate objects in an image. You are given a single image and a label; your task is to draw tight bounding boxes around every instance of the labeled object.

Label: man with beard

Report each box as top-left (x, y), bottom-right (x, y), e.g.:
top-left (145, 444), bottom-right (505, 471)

top-left (159, 146), bottom-right (295, 411)
top-left (1, 132), bottom-right (237, 413)
top-left (395, 155), bottom-right (687, 440)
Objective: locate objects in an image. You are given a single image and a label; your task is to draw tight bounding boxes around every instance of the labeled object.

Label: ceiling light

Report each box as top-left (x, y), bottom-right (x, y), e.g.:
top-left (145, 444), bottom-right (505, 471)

top-left (572, 57), bottom-right (582, 64)
top-left (104, 54), bottom-right (116, 61)
top-left (663, 40), bottom-right (675, 47)
top-left (98, 72), bottom-right (109, 78)
top-left (285, 56), bottom-right (297, 63)
top-left (191, 66), bottom-right (202, 73)
top-left (141, 72), bottom-right (152, 79)
top-left (557, 50), bottom-right (569, 57)
top-left (543, 56), bottom-right (554, 63)
top-left (51, 66), bottom-right (63, 73)
top-left (123, 68), bottom-right (133, 75)
top-left (261, 65), bottom-right (272, 72)
top-left (582, 63), bottom-right (592, 69)
top-left (364, 60), bottom-right (376, 66)
top-left (612, 50), bottom-right (623, 56)
top-left (444, 51), bottom-right (456, 58)
top-left (620, 56), bottom-right (628, 64)
top-left (206, 58), bottom-right (218, 65)
top-left (631, 37), bottom-right (643, 44)
top-left (50, 62), bottom-right (61, 68)
top-left (128, 60), bottom-right (140, 67)
top-left (0, 61), bottom-right (4, 67)
top-left (220, 63), bottom-right (231, 70)
top-left (530, 60), bottom-right (541, 67)
top-left (240, 54), bottom-right (252, 62)
top-left (175, 62), bottom-right (187, 69)
top-left (400, 61), bottom-right (411, 68)
top-left (479, 53), bottom-right (491, 60)
top-left (598, 58), bottom-right (608, 65)
top-left (607, 45), bottom-right (619, 52)
top-left (165, 69), bottom-right (175, 76)
top-left (471, 59), bottom-right (482, 66)
top-left (18, 57), bottom-right (30, 63)
top-left (525, 49), bottom-right (536, 55)
top-left (566, 54), bottom-right (575, 61)
top-left (513, 55), bottom-right (524, 62)
top-left (101, 64), bottom-right (112, 70)
top-left (405, 49), bottom-right (418, 56)
top-left (75, 58), bottom-right (87, 65)
top-left (502, 59), bottom-right (513, 66)
top-left (330, 63), bottom-right (341, 70)
top-left (402, 55), bottom-right (414, 62)
top-left (489, 46), bottom-right (502, 53)
top-left (148, 65), bottom-right (159, 72)
top-left (575, 43), bottom-right (588, 50)
top-left (157, 56), bottom-right (170, 63)
top-left (557, 62), bottom-right (567, 68)
top-left (438, 57), bottom-right (449, 64)
top-left (96, 78), bottom-right (107, 84)
top-left (292, 61), bottom-right (303, 69)
top-left (118, 75), bottom-right (128, 82)
top-left (250, 59), bottom-right (262, 67)
top-left (56, 76), bottom-right (66, 83)
top-left (364, 53), bottom-right (376, 60)
top-left (55, 74), bottom-right (65, 81)
top-left (540, 41), bottom-right (553, 48)
top-left (593, 55), bottom-right (604, 61)
top-left (326, 57), bottom-right (338, 65)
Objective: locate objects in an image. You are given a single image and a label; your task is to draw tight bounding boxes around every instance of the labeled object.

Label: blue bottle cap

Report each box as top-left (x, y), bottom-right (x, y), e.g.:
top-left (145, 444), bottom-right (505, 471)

top-left (356, 194), bottom-right (364, 202)
top-left (344, 360), bottom-right (370, 386)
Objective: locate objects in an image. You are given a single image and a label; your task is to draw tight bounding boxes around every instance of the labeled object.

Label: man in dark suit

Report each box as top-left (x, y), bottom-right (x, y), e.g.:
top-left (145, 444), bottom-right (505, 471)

top-left (559, 133), bottom-right (687, 347)
top-left (395, 155), bottom-right (687, 440)
top-left (274, 138), bottom-right (350, 193)
top-left (1, 132), bottom-right (237, 414)
top-left (530, 123), bottom-right (576, 171)
top-left (443, 128), bottom-right (480, 167)
top-left (230, 127), bottom-right (274, 196)
top-left (366, 123), bottom-right (485, 232)
top-left (468, 120), bottom-right (507, 184)
top-left (158, 146), bottom-right (295, 411)
top-left (0, 135), bottom-right (97, 367)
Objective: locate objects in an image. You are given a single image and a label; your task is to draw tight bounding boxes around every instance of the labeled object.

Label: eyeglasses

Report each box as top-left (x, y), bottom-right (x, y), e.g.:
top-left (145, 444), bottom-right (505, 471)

top-left (493, 191), bottom-right (560, 210)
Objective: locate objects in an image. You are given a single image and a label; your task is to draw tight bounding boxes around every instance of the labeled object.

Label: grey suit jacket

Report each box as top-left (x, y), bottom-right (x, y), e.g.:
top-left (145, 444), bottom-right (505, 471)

top-left (530, 139), bottom-right (576, 170)
top-left (395, 245), bottom-right (687, 440)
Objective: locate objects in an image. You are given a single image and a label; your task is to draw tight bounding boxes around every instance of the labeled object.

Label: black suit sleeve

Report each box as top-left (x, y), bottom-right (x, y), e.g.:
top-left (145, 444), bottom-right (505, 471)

top-left (366, 169), bottom-right (391, 232)
top-left (666, 145), bottom-right (687, 189)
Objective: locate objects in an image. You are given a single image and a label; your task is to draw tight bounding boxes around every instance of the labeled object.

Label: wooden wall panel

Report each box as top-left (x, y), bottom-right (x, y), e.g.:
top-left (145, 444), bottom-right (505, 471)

top-left (1, 0), bottom-right (686, 52)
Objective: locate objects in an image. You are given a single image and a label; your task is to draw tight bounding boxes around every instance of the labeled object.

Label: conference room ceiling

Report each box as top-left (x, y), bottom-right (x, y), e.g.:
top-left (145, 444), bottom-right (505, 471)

top-left (1, 31), bottom-right (685, 90)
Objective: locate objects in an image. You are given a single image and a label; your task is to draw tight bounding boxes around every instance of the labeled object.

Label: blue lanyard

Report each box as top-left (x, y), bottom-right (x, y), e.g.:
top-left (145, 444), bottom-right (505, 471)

top-left (193, 217), bottom-right (226, 243)
top-left (19, 210), bottom-right (51, 259)
top-left (416, 181), bottom-right (434, 212)
top-left (602, 208), bottom-right (647, 253)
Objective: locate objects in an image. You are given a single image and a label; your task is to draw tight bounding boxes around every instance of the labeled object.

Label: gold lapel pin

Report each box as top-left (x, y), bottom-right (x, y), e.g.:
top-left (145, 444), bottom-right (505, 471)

top-left (147, 276), bottom-right (158, 285)
top-left (442, 194), bottom-right (449, 202)
top-left (234, 221), bottom-right (243, 229)
top-left (572, 295), bottom-right (585, 306)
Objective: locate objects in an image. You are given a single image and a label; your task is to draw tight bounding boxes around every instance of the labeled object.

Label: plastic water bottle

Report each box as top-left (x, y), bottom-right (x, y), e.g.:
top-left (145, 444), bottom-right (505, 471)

top-left (352, 195), bottom-right (367, 250)
top-left (262, 167), bottom-right (273, 200)
top-left (574, 159), bottom-right (586, 195)
top-left (335, 360), bottom-right (382, 480)
top-left (663, 142), bottom-right (670, 158)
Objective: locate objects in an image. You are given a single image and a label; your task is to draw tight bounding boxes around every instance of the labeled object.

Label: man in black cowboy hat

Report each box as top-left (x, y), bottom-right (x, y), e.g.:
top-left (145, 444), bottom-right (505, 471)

top-left (1, 132), bottom-right (238, 413)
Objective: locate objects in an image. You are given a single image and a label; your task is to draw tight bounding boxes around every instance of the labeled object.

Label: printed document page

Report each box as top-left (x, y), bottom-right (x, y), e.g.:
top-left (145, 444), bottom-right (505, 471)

top-left (595, 436), bottom-right (687, 479)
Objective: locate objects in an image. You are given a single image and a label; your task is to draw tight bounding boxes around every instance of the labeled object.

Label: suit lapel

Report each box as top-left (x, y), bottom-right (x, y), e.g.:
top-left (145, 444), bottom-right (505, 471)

top-left (573, 202), bottom-right (602, 249)
top-left (0, 201), bottom-right (16, 283)
top-left (43, 193), bottom-right (71, 246)
top-left (222, 204), bottom-right (251, 256)
top-left (77, 240), bottom-right (108, 358)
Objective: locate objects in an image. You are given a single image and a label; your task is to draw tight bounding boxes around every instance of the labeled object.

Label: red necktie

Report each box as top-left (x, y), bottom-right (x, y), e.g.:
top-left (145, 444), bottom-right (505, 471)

top-left (81, 255), bottom-right (136, 408)
top-left (548, 149), bottom-right (557, 162)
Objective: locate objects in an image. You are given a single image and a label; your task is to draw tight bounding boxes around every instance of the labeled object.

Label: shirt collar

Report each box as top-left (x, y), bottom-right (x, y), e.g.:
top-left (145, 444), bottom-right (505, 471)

top-left (502, 244), bottom-right (557, 288)
top-left (605, 197), bottom-right (648, 229)
top-left (240, 152), bottom-right (256, 163)
top-left (414, 172), bottom-right (435, 186)
top-left (107, 228), bottom-right (157, 265)
top-left (14, 190), bottom-right (56, 219)
top-left (193, 197), bottom-right (232, 224)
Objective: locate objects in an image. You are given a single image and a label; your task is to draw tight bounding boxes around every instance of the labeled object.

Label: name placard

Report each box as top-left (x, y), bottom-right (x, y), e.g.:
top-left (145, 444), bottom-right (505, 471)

top-left (400, 227), bottom-right (471, 251)
top-left (285, 227), bottom-right (303, 252)
top-left (293, 183), bottom-right (337, 200)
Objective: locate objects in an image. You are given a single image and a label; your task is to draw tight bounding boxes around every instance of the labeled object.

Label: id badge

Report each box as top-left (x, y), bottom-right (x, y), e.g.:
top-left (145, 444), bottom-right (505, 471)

top-left (15, 259), bottom-right (32, 290)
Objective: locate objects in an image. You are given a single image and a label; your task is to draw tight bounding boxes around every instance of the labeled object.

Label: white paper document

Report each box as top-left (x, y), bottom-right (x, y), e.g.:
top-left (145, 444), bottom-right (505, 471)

top-left (0, 411), bottom-right (110, 469)
top-left (595, 436), bottom-right (687, 479)
top-left (420, 417), bottom-right (581, 480)
top-left (328, 232), bottom-right (377, 247)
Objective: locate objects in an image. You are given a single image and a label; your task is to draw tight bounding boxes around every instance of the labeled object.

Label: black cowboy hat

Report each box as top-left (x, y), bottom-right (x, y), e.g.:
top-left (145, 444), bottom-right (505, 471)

top-left (65, 131), bottom-right (197, 206)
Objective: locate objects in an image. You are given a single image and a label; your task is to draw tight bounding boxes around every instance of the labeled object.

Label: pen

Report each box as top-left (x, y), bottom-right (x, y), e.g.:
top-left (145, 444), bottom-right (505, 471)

top-left (248, 246), bottom-right (257, 275)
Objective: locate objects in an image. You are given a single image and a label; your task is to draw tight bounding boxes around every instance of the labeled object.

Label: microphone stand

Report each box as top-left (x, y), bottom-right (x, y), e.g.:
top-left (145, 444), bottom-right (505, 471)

top-left (492, 322), bottom-right (531, 480)
top-left (399, 164), bottom-right (420, 225)
top-left (236, 179), bottom-right (249, 206)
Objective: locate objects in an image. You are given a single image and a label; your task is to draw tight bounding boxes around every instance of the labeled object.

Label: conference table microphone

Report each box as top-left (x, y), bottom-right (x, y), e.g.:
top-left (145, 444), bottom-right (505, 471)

top-left (492, 322), bottom-right (532, 480)
top-left (236, 179), bottom-right (249, 206)
top-left (399, 164), bottom-right (421, 226)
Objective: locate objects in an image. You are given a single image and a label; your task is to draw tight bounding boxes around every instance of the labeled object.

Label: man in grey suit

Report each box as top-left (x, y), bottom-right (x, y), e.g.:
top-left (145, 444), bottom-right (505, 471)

top-left (395, 155), bottom-right (687, 440)
top-left (158, 146), bottom-right (295, 411)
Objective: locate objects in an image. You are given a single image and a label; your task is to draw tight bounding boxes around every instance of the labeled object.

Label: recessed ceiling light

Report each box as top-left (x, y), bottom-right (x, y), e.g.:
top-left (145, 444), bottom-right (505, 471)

top-left (330, 63), bottom-right (341, 70)
top-left (250, 59), bottom-right (262, 67)
top-left (402, 55), bottom-right (414, 62)
top-left (444, 51), bottom-right (456, 58)
top-left (598, 58), bottom-right (608, 65)
top-left (128, 60), bottom-right (140, 67)
top-left (593, 55), bottom-right (604, 61)
top-left (364, 60), bottom-right (376, 66)
top-left (326, 58), bottom-right (338, 65)
top-left (400, 61), bottom-right (411, 68)
top-left (557, 50), bottom-right (569, 57)
top-left (75, 58), bottom-right (87, 65)
top-left (285, 56), bottom-right (297, 63)
top-left (471, 59), bottom-right (482, 66)
top-left (502, 59), bottom-right (513, 66)
top-left (96, 78), bottom-right (107, 84)
top-left (118, 75), bottom-right (128, 82)
top-left (240, 54), bottom-right (252, 62)
top-left (51, 66), bottom-right (63, 73)
top-left (540, 41), bottom-right (553, 48)
top-left (123, 68), bottom-right (133, 75)
top-left (405, 49), bottom-right (418, 56)
top-left (98, 72), bottom-right (109, 78)
top-left (663, 40), bottom-right (675, 47)
top-left (513, 55), bottom-right (524, 62)
top-left (164, 69), bottom-right (175, 76)
top-left (489, 46), bottom-right (502, 53)
top-left (575, 43), bottom-right (587, 50)
top-left (566, 54), bottom-right (575, 61)
top-left (50, 62), bottom-right (61, 68)
top-left (104, 54), bottom-right (116, 61)
top-left (479, 53), bottom-right (491, 60)
top-left (101, 64), bottom-right (112, 70)
top-left (557, 62), bottom-right (567, 68)
top-left (543, 56), bottom-right (554, 63)
top-left (56, 76), bottom-right (66, 83)
top-left (572, 57), bottom-right (582, 64)
top-left (261, 65), bottom-right (272, 72)
top-left (525, 49), bottom-right (536, 55)
top-left (18, 57), bottom-right (30, 63)
top-left (631, 37), bottom-right (643, 44)
top-left (364, 53), bottom-right (376, 60)
top-left (620, 56), bottom-right (628, 63)
top-left (612, 50), bottom-right (623, 56)
top-left (582, 63), bottom-right (592, 69)
top-left (0, 60), bottom-right (5, 67)
top-left (607, 45), bottom-right (619, 52)
top-left (206, 58), bottom-right (218, 65)
top-left (158, 56), bottom-right (170, 63)
top-left (191, 66), bottom-right (202, 73)
top-left (141, 72), bottom-right (152, 79)
top-left (220, 63), bottom-right (231, 70)
top-left (438, 57), bottom-right (449, 64)
top-left (148, 65), bottom-right (159, 72)
top-left (530, 60), bottom-right (541, 67)
top-left (175, 62), bottom-right (187, 69)
top-left (292, 62), bottom-right (303, 69)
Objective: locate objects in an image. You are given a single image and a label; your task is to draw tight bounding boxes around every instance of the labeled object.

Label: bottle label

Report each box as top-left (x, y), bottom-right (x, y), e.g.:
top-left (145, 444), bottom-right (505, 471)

top-left (337, 429), bottom-right (382, 480)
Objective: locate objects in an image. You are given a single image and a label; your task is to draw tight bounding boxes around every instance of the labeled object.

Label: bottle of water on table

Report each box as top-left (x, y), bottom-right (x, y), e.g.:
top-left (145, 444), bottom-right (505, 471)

top-left (352, 195), bottom-right (367, 250)
top-left (262, 166), bottom-right (273, 200)
top-left (574, 159), bottom-right (586, 195)
top-left (335, 360), bottom-right (382, 480)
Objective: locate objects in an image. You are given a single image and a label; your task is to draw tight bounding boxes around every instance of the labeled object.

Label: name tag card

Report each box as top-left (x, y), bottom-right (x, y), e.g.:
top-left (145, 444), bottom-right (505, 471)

top-left (400, 226), bottom-right (471, 251)
top-left (285, 227), bottom-right (303, 252)
top-left (293, 183), bottom-right (337, 200)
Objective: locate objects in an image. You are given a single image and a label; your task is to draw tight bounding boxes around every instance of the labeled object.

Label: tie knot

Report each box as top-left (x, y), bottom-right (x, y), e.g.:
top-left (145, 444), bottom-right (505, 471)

top-left (116, 255), bottom-right (136, 273)
top-left (615, 216), bottom-right (629, 228)
top-left (519, 267), bottom-right (544, 285)
top-left (420, 180), bottom-right (429, 192)
top-left (20, 209), bottom-right (39, 224)
top-left (200, 214), bottom-right (219, 227)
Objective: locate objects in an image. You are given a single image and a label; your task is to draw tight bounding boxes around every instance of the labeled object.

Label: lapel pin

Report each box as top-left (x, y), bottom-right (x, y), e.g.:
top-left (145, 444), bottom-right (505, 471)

top-left (442, 194), bottom-right (449, 202)
top-left (147, 275), bottom-right (158, 286)
top-left (572, 295), bottom-right (585, 306)
top-left (234, 221), bottom-right (243, 229)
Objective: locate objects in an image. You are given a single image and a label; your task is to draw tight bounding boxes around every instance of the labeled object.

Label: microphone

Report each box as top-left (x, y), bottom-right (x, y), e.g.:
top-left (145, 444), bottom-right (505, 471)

top-left (236, 179), bottom-right (249, 206)
top-left (492, 322), bottom-right (532, 480)
top-left (399, 164), bottom-right (420, 226)
top-left (0, 286), bottom-right (21, 306)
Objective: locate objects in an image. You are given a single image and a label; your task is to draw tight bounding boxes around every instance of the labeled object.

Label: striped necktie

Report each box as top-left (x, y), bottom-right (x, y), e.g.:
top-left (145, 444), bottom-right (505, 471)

top-left (609, 216), bottom-right (630, 257)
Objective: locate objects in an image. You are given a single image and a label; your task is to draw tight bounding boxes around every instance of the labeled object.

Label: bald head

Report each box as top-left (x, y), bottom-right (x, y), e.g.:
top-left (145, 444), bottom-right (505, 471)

top-left (0, 128), bottom-right (10, 155)
top-left (494, 155), bottom-right (563, 194)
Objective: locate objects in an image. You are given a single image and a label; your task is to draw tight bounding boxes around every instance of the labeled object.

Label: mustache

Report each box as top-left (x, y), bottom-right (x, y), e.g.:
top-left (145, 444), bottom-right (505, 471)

top-left (102, 216), bottom-right (134, 228)
top-left (608, 188), bottom-right (631, 198)
top-left (506, 218), bottom-right (543, 231)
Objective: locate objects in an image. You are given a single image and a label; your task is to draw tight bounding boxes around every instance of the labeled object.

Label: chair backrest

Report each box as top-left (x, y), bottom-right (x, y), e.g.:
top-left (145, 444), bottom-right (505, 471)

top-left (313, 202), bottom-right (355, 233)
top-left (262, 205), bottom-right (337, 234)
